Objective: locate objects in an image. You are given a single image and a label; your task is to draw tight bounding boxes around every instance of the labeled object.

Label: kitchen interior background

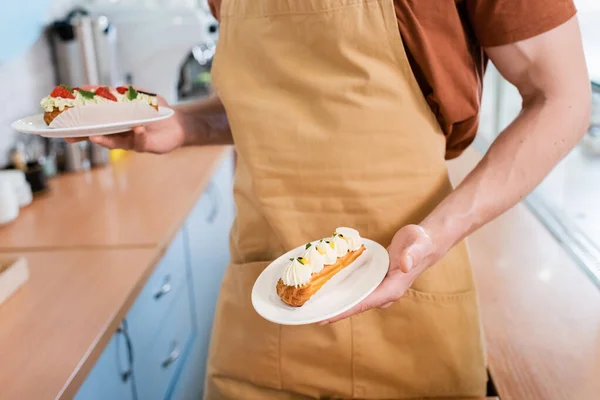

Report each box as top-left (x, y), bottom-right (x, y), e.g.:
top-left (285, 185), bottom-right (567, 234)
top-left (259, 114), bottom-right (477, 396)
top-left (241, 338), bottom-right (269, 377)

top-left (1, 0), bottom-right (599, 284)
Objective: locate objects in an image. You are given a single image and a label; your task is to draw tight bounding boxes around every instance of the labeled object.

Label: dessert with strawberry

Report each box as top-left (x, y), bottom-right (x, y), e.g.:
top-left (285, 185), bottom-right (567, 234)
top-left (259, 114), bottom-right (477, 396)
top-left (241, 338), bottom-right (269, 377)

top-left (41, 85), bottom-right (159, 126)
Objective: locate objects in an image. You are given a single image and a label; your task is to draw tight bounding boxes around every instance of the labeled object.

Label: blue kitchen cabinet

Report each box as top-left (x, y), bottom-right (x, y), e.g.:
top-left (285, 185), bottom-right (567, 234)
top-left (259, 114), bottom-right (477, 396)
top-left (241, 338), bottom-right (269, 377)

top-left (74, 324), bottom-right (135, 400)
top-left (133, 281), bottom-right (195, 400)
top-left (172, 152), bottom-right (235, 399)
top-left (75, 152), bottom-right (235, 400)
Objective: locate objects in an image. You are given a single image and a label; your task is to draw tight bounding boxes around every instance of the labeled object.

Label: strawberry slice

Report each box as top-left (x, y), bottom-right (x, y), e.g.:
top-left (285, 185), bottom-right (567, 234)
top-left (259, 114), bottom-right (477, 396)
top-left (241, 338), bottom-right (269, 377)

top-left (116, 86), bottom-right (129, 95)
top-left (95, 87), bottom-right (117, 102)
top-left (50, 85), bottom-right (75, 99)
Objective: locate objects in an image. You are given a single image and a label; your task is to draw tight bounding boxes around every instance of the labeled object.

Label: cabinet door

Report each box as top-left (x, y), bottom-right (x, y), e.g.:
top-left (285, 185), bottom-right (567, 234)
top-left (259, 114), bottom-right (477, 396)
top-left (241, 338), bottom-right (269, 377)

top-left (127, 229), bottom-right (189, 351)
top-left (180, 152), bottom-right (235, 398)
top-left (134, 282), bottom-right (195, 400)
top-left (75, 326), bottom-right (135, 400)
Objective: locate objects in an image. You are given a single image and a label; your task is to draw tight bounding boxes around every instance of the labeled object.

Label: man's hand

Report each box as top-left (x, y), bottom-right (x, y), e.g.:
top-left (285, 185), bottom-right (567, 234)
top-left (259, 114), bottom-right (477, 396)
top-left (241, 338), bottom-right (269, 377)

top-left (66, 89), bottom-right (233, 152)
top-left (322, 225), bottom-right (438, 324)
top-left (66, 95), bottom-right (188, 154)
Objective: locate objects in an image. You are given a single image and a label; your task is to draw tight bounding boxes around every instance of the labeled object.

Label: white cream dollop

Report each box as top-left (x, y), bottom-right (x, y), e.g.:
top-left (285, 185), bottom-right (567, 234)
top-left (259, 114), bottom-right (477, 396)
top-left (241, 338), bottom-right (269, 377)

top-left (335, 227), bottom-right (363, 251)
top-left (332, 234), bottom-right (349, 257)
top-left (281, 257), bottom-right (312, 287)
top-left (302, 242), bottom-right (325, 274)
top-left (316, 239), bottom-right (337, 265)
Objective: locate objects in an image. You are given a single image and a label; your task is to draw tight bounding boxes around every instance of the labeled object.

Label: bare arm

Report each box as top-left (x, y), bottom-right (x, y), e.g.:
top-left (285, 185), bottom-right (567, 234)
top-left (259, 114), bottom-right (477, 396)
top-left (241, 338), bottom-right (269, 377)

top-left (325, 16), bottom-right (591, 322)
top-left (176, 94), bottom-right (234, 146)
top-left (421, 16), bottom-right (591, 254)
top-left (87, 93), bottom-right (233, 153)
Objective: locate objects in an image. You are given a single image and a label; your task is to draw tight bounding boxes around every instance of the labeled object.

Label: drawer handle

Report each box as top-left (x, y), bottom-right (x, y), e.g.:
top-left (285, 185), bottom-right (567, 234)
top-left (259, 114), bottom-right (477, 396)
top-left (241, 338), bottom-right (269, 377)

top-left (116, 321), bottom-right (134, 383)
top-left (154, 275), bottom-right (172, 300)
top-left (161, 341), bottom-right (181, 368)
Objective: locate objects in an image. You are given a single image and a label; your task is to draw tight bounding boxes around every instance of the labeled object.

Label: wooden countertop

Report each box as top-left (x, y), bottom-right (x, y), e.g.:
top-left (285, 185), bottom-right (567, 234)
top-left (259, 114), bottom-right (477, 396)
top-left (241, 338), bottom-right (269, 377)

top-left (0, 146), bottom-right (230, 400)
top-left (0, 146), bottom-right (227, 250)
top-left (0, 249), bottom-right (159, 400)
top-left (448, 148), bottom-right (600, 400)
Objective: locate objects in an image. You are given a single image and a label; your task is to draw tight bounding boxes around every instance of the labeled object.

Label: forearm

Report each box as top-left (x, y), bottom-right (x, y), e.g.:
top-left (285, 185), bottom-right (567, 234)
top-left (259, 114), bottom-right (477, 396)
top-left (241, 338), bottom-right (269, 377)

top-left (174, 94), bottom-right (234, 146)
top-left (421, 92), bottom-right (590, 251)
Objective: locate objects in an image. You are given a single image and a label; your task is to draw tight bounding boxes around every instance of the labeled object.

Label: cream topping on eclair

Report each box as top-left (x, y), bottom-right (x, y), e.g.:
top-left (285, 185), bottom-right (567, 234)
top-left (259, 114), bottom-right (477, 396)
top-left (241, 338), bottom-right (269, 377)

top-left (335, 227), bottom-right (362, 251)
top-left (281, 257), bottom-right (312, 287)
top-left (41, 87), bottom-right (158, 112)
top-left (302, 242), bottom-right (325, 274)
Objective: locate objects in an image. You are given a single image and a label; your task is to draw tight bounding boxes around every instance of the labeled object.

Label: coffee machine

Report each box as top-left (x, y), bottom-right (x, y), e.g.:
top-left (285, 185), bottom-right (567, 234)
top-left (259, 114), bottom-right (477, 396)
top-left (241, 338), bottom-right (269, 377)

top-left (83, 0), bottom-right (218, 104)
top-left (49, 0), bottom-right (218, 104)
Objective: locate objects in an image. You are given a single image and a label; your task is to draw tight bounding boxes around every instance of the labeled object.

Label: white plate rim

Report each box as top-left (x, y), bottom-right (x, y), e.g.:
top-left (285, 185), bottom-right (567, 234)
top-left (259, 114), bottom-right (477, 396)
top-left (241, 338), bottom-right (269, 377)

top-left (251, 238), bottom-right (389, 326)
top-left (10, 106), bottom-right (175, 136)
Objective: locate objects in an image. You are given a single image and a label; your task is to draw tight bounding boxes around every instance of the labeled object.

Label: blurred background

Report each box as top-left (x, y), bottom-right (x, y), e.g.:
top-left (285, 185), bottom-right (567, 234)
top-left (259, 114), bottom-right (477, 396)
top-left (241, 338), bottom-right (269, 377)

top-left (478, 0), bottom-right (600, 286)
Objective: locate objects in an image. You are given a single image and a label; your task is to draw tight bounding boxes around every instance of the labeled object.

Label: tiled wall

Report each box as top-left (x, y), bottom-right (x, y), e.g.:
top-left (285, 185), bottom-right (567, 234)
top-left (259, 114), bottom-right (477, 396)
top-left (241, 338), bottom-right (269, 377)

top-left (0, 0), bottom-right (80, 166)
top-left (0, 38), bottom-right (55, 167)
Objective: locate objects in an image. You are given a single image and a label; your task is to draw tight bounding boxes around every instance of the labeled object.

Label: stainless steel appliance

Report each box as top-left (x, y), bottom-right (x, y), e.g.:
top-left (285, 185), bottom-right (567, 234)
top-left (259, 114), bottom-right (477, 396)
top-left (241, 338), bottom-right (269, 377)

top-left (49, 8), bottom-right (122, 87)
top-left (48, 8), bottom-right (117, 168)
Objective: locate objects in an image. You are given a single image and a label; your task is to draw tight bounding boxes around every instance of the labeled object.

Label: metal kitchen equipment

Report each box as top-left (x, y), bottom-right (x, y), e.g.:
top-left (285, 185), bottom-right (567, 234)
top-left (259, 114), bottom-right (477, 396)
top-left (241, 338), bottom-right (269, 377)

top-left (48, 8), bottom-right (122, 88)
top-left (85, 0), bottom-right (219, 104)
top-left (48, 8), bottom-right (117, 168)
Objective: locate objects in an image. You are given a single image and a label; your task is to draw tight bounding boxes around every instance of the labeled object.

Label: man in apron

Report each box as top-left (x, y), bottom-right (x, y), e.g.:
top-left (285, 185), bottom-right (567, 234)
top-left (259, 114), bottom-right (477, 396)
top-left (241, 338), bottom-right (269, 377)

top-left (88, 0), bottom-right (589, 398)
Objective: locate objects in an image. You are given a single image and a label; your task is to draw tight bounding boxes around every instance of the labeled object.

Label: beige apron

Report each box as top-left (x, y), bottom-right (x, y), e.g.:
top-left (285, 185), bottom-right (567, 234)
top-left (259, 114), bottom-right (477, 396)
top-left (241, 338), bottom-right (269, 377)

top-left (206, 0), bottom-right (487, 398)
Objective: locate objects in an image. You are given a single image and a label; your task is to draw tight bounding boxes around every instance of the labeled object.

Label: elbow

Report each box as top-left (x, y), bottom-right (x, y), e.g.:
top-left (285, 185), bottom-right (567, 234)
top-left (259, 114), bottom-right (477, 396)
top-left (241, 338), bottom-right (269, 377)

top-left (574, 84), bottom-right (592, 140)
top-left (523, 82), bottom-right (592, 140)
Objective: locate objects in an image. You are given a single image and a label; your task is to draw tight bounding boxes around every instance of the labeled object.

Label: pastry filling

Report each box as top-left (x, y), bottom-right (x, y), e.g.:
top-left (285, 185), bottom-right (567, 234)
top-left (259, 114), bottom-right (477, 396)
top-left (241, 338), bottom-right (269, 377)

top-left (41, 85), bottom-right (159, 112)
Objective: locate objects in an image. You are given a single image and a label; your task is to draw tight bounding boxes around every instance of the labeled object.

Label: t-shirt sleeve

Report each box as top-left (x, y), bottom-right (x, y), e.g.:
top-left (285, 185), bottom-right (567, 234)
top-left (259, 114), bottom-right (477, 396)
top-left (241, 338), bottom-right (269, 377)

top-left (208, 0), bottom-right (220, 19)
top-left (466, 0), bottom-right (577, 47)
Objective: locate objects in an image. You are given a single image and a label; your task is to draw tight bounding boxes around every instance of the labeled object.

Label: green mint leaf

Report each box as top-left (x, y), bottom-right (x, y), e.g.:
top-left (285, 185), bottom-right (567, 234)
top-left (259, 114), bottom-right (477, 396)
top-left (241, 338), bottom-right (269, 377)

top-left (127, 85), bottom-right (138, 100)
top-left (78, 89), bottom-right (95, 99)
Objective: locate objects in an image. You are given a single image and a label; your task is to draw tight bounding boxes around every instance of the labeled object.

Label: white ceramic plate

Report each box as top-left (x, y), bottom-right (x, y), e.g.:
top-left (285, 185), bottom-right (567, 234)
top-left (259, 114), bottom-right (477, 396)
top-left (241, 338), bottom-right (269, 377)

top-left (252, 239), bottom-right (389, 325)
top-left (11, 107), bottom-right (175, 138)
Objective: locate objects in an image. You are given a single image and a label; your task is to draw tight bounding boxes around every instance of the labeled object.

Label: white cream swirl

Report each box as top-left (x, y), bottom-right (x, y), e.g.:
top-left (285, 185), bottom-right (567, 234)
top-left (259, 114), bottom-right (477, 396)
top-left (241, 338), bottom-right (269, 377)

top-left (281, 257), bottom-right (312, 287)
top-left (335, 227), bottom-right (362, 251)
top-left (115, 92), bottom-right (158, 107)
top-left (302, 242), bottom-right (325, 274)
top-left (316, 239), bottom-right (337, 265)
top-left (332, 234), bottom-right (349, 256)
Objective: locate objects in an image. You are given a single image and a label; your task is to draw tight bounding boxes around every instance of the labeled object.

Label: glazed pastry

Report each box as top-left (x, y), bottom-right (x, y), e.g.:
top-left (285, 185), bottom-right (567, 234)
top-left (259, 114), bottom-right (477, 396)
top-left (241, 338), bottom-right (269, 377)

top-left (276, 227), bottom-right (366, 307)
top-left (41, 85), bottom-right (159, 126)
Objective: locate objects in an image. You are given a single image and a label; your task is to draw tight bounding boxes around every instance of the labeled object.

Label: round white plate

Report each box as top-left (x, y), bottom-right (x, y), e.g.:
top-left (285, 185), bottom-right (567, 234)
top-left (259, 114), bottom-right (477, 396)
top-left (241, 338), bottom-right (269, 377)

top-left (252, 238), bottom-right (389, 325)
top-left (11, 107), bottom-right (175, 138)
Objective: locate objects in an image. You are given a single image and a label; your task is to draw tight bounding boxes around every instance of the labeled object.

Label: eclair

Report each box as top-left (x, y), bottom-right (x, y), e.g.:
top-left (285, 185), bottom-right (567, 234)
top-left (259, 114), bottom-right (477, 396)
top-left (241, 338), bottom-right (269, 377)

top-left (276, 227), bottom-right (366, 307)
top-left (41, 85), bottom-right (159, 126)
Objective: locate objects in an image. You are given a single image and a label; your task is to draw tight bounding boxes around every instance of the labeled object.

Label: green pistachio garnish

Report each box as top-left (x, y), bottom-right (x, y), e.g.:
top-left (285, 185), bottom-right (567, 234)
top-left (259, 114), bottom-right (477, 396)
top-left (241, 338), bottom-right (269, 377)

top-left (297, 257), bottom-right (306, 265)
top-left (289, 258), bottom-right (294, 261)
top-left (305, 243), bottom-right (312, 250)
top-left (126, 85), bottom-right (138, 100)
top-left (77, 89), bottom-right (95, 99)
